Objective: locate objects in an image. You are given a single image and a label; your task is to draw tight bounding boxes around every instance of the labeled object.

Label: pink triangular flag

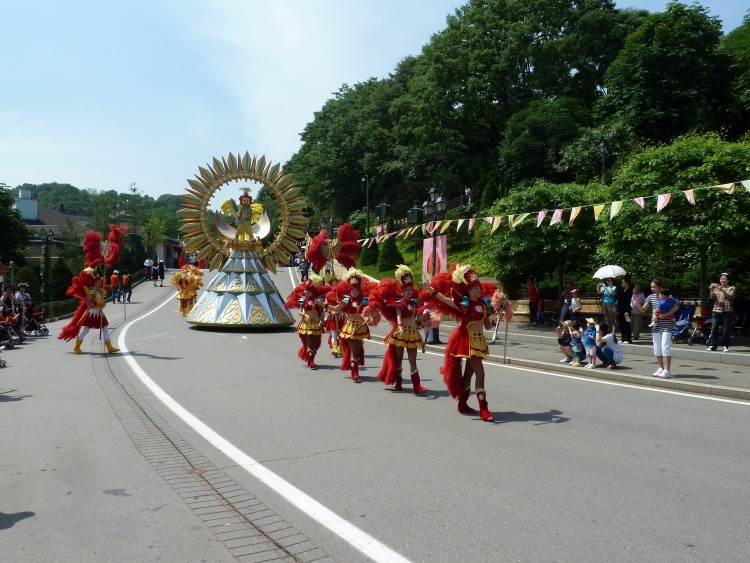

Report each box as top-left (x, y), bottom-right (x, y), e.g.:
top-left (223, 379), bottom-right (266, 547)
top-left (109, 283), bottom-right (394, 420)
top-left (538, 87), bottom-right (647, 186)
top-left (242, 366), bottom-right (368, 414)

top-left (549, 208), bottom-right (563, 226)
top-left (468, 218), bottom-right (477, 232)
top-left (537, 210), bottom-right (547, 227)
top-left (633, 197), bottom-right (645, 208)
top-left (656, 193), bottom-right (671, 212)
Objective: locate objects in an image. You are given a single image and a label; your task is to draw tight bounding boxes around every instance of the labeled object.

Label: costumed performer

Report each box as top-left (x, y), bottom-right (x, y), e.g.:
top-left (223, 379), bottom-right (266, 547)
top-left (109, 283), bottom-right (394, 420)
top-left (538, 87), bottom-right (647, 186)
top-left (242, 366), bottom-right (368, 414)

top-left (172, 265), bottom-right (204, 316)
top-left (58, 225), bottom-right (128, 354)
top-left (285, 274), bottom-right (331, 369)
top-left (369, 265), bottom-right (428, 394)
top-left (329, 268), bottom-right (379, 381)
top-left (305, 223), bottom-right (362, 358)
top-left (429, 263), bottom-right (497, 421)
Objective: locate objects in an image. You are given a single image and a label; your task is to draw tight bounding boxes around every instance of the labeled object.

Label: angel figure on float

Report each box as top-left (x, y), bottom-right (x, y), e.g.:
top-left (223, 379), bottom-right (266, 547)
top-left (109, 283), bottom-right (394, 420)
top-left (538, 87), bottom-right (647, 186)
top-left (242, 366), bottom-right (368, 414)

top-left (220, 188), bottom-right (271, 243)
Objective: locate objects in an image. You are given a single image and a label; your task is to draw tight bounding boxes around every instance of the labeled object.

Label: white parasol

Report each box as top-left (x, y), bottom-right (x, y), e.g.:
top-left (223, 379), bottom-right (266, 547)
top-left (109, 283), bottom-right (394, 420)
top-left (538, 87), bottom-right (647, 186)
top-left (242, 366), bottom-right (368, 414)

top-left (593, 265), bottom-right (627, 279)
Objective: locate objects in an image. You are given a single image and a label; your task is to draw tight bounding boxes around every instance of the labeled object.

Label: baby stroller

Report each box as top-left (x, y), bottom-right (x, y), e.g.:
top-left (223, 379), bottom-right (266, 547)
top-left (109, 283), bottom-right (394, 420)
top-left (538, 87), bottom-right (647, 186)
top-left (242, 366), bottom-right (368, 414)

top-left (25, 310), bottom-right (49, 336)
top-left (688, 315), bottom-right (712, 346)
top-left (671, 305), bottom-right (694, 343)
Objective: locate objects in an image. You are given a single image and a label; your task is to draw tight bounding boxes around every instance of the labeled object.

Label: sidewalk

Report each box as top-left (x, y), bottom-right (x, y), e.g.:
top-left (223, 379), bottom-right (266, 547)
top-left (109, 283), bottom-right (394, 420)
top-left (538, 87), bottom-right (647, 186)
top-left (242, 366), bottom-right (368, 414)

top-left (414, 319), bottom-right (750, 401)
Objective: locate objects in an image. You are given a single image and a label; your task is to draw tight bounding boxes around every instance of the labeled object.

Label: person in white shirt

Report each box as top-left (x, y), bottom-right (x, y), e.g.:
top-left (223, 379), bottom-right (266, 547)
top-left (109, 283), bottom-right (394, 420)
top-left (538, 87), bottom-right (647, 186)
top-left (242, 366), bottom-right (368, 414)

top-left (143, 257), bottom-right (154, 280)
top-left (595, 322), bottom-right (623, 370)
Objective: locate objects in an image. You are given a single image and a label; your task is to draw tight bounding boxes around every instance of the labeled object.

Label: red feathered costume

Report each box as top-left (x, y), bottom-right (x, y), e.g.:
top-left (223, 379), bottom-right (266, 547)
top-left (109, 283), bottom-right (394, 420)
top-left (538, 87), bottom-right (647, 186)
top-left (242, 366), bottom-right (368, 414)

top-left (58, 225), bottom-right (128, 354)
top-left (284, 275), bottom-right (331, 369)
top-left (429, 263), bottom-right (497, 421)
top-left (369, 267), bottom-right (427, 394)
top-left (328, 269), bottom-right (379, 381)
top-left (305, 223), bottom-right (362, 276)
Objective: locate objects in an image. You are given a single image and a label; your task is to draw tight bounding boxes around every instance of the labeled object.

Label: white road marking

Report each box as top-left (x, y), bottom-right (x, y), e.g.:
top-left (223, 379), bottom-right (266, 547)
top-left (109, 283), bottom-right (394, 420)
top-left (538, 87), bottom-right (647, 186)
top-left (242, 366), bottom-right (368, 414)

top-left (117, 294), bottom-right (410, 563)
top-left (417, 348), bottom-right (750, 406)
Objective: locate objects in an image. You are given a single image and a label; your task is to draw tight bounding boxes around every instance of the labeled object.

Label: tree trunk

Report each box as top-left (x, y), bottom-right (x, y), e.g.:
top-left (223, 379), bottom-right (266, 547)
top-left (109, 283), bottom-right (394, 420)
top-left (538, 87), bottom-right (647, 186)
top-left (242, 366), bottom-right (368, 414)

top-left (699, 246), bottom-right (707, 316)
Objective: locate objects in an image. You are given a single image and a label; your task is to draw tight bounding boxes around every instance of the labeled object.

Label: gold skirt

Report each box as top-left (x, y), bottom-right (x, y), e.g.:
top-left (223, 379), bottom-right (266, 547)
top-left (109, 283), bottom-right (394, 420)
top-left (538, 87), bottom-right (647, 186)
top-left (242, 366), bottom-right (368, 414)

top-left (340, 316), bottom-right (370, 340)
top-left (385, 325), bottom-right (423, 349)
top-left (297, 316), bottom-right (323, 336)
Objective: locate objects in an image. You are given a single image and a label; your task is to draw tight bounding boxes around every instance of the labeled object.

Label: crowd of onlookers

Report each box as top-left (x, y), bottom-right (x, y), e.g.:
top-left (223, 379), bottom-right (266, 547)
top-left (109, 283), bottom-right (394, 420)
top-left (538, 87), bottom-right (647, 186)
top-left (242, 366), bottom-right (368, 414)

top-left (1, 282), bottom-right (36, 351)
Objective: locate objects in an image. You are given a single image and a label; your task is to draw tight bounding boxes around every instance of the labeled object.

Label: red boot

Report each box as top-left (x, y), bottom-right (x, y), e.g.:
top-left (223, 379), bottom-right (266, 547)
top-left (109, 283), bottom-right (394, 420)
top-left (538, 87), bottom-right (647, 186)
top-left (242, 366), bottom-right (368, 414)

top-left (351, 360), bottom-right (360, 381)
top-left (476, 388), bottom-right (493, 421)
top-left (394, 368), bottom-right (403, 392)
top-left (410, 370), bottom-right (427, 394)
top-left (307, 350), bottom-right (317, 370)
top-left (457, 387), bottom-right (477, 414)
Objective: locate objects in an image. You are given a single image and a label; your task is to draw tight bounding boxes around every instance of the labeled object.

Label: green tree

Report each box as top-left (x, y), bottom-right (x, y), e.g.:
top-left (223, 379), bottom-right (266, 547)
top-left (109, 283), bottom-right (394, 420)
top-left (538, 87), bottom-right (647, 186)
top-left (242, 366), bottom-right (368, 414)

top-left (50, 258), bottom-right (75, 300)
top-left (0, 184), bottom-right (31, 265)
top-left (478, 180), bottom-right (609, 294)
top-left (600, 2), bottom-right (733, 144)
top-left (720, 12), bottom-right (750, 134)
top-left (377, 220), bottom-right (404, 272)
top-left (600, 134), bottom-right (750, 305)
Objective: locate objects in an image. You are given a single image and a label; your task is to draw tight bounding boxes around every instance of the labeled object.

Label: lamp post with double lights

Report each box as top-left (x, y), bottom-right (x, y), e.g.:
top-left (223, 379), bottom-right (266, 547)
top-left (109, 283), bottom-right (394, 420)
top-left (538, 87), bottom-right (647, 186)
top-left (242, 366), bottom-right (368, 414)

top-left (375, 201), bottom-right (390, 225)
top-left (361, 175), bottom-right (371, 235)
top-left (40, 228), bottom-right (54, 302)
top-left (407, 203), bottom-right (423, 261)
top-left (422, 186), bottom-right (448, 344)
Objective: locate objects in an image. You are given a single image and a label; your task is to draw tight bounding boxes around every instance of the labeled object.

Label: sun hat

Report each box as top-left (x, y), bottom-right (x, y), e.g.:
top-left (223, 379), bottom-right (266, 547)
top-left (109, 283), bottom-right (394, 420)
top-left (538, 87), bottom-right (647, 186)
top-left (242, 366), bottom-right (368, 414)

top-left (586, 317), bottom-right (597, 324)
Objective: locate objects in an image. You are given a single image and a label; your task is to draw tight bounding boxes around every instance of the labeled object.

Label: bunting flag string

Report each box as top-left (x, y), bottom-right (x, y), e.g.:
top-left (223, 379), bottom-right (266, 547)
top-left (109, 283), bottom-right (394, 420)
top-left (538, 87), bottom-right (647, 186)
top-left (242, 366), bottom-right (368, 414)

top-left (354, 179), bottom-right (747, 247)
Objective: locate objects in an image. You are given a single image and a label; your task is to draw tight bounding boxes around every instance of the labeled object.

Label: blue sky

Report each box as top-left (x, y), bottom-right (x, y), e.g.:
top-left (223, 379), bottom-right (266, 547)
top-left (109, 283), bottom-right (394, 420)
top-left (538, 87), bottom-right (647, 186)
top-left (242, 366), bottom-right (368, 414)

top-left (1, 1), bottom-right (746, 200)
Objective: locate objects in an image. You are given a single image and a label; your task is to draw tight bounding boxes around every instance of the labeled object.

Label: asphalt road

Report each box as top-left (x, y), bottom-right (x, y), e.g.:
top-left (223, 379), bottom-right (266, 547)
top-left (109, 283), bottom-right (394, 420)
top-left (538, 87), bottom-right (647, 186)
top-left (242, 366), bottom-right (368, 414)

top-left (3, 267), bottom-right (750, 562)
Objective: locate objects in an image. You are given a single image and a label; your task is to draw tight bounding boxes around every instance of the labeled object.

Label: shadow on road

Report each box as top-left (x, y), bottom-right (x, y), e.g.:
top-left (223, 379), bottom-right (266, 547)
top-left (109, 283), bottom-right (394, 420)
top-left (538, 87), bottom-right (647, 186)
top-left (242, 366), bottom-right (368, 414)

top-left (0, 390), bottom-right (31, 402)
top-left (0, 510), bottom-right (35, 529)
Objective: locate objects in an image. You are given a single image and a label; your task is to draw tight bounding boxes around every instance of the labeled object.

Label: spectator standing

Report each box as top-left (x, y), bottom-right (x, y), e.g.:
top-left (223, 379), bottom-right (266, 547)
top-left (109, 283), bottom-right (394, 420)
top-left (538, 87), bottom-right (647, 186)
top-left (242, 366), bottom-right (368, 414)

top-left (617, 276), bottom-right (634, 343)
top-left (570, 288), bottom-right (582, 323)
top-left (630, 284), bottom-right (646, 340)
top-left (143, 257), bottom-right (153, 280)
top-left (15, 283), bottom-right (32, 337)
top-left (583, 318), bottom-right (598, 368)
top-left (570, 320), bottom-right (585, 366)
top-left (157, 260), bottom-right (165, 287)
top-left (299, 258), bottom-right (309, 282)
top-left (599, 277), bottom-right (618, 335)
top-left (707, 273), bottom-right (735, 352)
top-left (527, 276), bottom-right (540, 325)
top-left (120, 270), bottom-right (133, 303)
top-left (637, 278), bottom-right (678, 379)
top-left (110, 270), bottom-right (121, 302)
top-left (559, 280), bottom-right (574, 322)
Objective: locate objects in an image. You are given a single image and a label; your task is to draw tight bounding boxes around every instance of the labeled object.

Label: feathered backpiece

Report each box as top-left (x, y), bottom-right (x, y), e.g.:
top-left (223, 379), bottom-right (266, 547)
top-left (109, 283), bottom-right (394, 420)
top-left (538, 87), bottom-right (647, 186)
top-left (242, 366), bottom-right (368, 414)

top-left (367, 278), bottom-right (401, 324)
top-left (83, 231), bottom-right (104, 267)
top-left (305, 223), bottom-right (361, 272)
top-left (334, 223), bottom-right (361, 269)
top-left (305, 230), bottom-right (330, 272)
top-left (106, 224), bottom-right (128, 270)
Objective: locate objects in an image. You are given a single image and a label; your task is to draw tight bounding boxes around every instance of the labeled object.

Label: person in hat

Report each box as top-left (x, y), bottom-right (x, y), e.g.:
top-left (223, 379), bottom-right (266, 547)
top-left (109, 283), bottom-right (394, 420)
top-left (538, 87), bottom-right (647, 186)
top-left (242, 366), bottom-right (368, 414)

top-left (58, 226), bottom-right (127, 354)
top-left (171, 266), bottom-right (203, 317)
top-left (428, 263), bottom-right (497, 421)
top-left (285, 274), bottom-right (331, 369)
top-left (583, 318), bottom-right (598, 368)
top-left (369, 265), bottom-right (428, 394)
top-left (110, 270), bottom-right (120, 303)
top-left (329, 268), bottom-right (379, 381)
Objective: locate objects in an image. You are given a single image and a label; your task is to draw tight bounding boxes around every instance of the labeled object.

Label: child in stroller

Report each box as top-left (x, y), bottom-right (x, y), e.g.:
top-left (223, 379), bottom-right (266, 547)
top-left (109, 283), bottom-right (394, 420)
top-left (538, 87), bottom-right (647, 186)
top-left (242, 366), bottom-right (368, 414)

top-left (671, 304), bottom-right (694, 343)
top-left (688, 315), bottom-right (712, 346)
top-left (23, 302), bottom-right (49, 336)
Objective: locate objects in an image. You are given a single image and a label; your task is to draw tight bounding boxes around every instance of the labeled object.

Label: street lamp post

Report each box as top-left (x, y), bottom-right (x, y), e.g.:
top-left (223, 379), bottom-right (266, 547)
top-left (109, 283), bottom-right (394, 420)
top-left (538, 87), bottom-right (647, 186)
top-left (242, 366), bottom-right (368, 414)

top-left (375, 201), bottom-right (390, 225)
top-left (407, 202), bottom-right (423, 261)
top-left (422, 186), bottom-right (448, 344)
top-left (8, 260), bottom-right (15, 287)
top-left (361, 175), bottom-right (371, 235)
top-left (598, 140), bottom-right (607, 183)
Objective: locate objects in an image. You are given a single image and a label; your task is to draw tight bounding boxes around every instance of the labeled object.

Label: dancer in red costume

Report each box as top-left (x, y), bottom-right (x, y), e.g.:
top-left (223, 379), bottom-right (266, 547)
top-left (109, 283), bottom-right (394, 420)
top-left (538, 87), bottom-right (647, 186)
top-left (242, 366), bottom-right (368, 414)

top-left (429, 263), bottom-right (497, 421)
top-left (285, 274), bottom-right (330, 369)
top-left (369, 265), bottom-right (428, 394)
top-left (329, 268), bottom-right (378, 381)
top-left (58, 225), bottom-right (128, 354)
top-left (323, 293), bottom-right (346, 358)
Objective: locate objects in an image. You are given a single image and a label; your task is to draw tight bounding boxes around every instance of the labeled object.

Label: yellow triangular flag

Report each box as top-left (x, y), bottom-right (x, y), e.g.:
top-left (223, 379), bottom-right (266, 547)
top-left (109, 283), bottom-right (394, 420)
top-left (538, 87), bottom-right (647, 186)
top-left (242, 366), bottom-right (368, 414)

top-left (569, 206), bottom-right (582, 225)
top-left (421, 224), bottom-right (427, 236)
top-left (593, 204), bottom-right (605, 221)
top-left (507, 215), bottom-right (515, 230)
top-left (514, 212), bottom-right (530, 228)
top-left (713, 182), bottom-right (735, 194)
top-left (491, 216), bottom-right (503, 233)
top-left (440, 219), bottom-right (454, 233)
top-left (456, 218), bottom-right (465, 232)
top-left (684, 189), bottom-right (696, 204)
top-left (610, 200), bottom-right (623, 219)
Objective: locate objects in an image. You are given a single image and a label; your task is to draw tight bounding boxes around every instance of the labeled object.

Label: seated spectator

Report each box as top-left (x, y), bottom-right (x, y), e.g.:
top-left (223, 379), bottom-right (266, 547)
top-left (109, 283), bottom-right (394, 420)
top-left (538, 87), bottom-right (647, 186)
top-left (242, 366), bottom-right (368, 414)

top-left (556, 320), bottom-right (574, 363)
top-left (595, 322), bottom-right (623, 370)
